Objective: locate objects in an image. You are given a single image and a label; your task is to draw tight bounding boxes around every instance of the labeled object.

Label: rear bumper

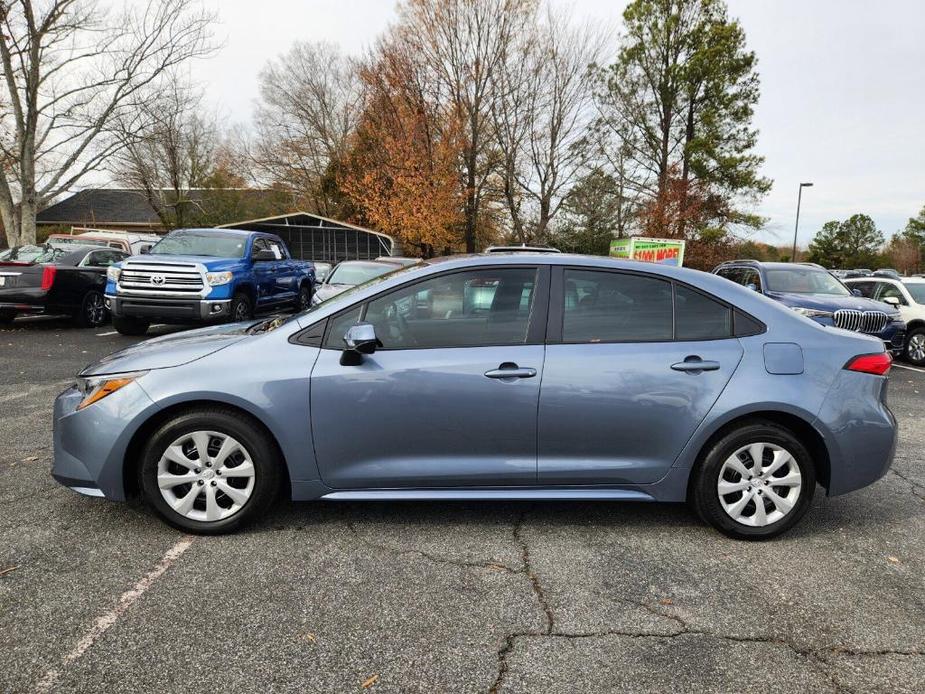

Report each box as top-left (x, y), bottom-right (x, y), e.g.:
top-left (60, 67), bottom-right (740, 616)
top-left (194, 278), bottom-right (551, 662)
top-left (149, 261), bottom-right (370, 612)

top-left (815, 371), bottom-right (897, 496)
top-left (0, 288), bottom-right (48, 314)
top-left (107, 294), bottom-right (230, 323)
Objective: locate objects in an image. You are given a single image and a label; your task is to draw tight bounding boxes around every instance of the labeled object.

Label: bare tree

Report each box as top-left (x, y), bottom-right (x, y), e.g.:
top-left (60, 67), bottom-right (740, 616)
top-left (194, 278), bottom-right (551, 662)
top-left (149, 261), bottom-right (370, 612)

top-left (0, 0), bottom-right (215, 247)
top-left (492, 7), bottom-right (608, 243)
top-left (398, 0), bottom-right (535, 252)
top-left (112, 81), bottom-right (217, 229)
top-left (251, 41), bottom-right (362, 218)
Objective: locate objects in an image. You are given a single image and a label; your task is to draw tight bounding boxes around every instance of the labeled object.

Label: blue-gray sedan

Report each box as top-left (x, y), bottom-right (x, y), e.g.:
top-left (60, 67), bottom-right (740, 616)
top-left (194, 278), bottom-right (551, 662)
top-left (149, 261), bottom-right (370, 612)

top-left (52, 254), bottom-right (897, 539)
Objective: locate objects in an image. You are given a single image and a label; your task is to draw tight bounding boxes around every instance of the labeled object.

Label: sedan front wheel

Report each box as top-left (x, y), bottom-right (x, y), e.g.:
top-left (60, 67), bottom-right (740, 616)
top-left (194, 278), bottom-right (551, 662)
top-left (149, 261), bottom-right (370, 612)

top-left (140, 409), bottom-right (280, 534)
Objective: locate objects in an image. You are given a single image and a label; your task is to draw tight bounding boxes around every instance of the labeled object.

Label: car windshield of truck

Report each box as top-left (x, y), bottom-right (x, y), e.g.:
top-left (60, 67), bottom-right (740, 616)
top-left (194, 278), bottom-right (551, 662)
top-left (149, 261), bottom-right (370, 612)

top-left (765, 268), bottom-right (850, 296)
top-left (326, 262), bottom-right (397, 286)
top-left (905, 283), bottom-right (925, 304)
top-left (149, 232), bottom-right (247, 258)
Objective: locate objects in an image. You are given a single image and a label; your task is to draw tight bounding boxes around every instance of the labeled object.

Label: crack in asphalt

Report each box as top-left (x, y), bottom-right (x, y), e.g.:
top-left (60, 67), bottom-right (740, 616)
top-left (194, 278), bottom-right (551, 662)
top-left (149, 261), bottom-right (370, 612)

top-left (345, 521), bottom-right (522, 574)
top-left (345, 514), bottom-right (921, 694)
top-left (889, 466), bottom-right (925, 503)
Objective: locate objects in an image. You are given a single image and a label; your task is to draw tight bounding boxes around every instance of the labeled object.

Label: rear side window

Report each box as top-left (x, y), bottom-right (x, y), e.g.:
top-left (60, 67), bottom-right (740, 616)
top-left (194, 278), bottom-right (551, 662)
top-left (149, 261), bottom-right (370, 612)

top-left (562, 270), bottom-right (673, 342)
top-left (675, 285), bottom-right (733, 340)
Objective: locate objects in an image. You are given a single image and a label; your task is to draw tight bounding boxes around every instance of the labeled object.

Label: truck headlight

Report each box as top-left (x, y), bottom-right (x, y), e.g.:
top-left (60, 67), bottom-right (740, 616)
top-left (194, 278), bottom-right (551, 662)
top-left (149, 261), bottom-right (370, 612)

top-left (206, 271), bottom-right (233, 286)
top-left (107, 266), bottom-right (121, 282)
top-left (791, 307), bottom-right (833, 319)
top-left (75, 371), bottom-right (148, 410)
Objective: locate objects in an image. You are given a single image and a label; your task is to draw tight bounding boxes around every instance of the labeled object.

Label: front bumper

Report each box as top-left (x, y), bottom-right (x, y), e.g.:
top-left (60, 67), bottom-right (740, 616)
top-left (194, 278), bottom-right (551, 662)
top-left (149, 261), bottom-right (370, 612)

top-left (52, 381), bottom-right (159, 500)
top-left (107, 294), bottom-right (230, 324)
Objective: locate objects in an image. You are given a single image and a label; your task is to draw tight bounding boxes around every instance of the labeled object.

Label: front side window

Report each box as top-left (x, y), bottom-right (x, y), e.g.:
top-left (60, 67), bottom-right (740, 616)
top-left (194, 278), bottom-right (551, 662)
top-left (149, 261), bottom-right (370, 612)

top-left (875, 282), bottom-right (907, 306)
top-left (740, 269), bottom-right (762, 291)
top-left (849, 281), bottom-right (876, 298)
top-left (562, 270), bottom-right (673, 342)
top-left (325, 268), bottom-right (538, 350)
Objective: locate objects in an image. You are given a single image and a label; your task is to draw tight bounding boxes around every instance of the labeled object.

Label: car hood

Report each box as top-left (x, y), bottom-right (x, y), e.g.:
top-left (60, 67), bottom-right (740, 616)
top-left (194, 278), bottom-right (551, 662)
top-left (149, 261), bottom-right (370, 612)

top-left (124, 254), bottom-right (244, 270)
top-left (767, 291), bottom-right (899, 316)
top-left (80, 322), bottom-right (253, 376)
top-left (314, 283), bottom-right (351, 303)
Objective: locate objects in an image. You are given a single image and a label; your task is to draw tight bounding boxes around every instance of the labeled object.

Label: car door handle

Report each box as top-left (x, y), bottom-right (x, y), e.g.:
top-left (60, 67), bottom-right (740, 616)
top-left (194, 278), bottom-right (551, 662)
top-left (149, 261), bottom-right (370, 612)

top-left (671, 358), bottom-right (721, 372)
top-left (484, 363), bottom-right (537, 379)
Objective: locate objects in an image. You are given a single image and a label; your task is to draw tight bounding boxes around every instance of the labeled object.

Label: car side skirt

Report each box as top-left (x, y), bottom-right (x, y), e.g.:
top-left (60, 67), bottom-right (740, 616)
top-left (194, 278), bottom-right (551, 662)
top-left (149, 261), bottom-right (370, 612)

top-left (319, 488), bottom-right (657, 501)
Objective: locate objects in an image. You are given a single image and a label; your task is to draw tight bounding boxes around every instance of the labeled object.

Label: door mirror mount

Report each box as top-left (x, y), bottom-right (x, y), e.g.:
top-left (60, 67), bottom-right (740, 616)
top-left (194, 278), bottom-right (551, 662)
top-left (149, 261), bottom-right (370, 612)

top-left (340, 322), bottom-right (379, 365)
top-left (851, 289), bottom-right (862, 297)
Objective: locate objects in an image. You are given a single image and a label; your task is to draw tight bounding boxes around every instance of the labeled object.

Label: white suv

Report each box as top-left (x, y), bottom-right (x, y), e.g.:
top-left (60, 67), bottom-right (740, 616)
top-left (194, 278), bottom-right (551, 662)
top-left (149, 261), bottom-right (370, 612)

top-left (845, 276), bottom-right (925, 365)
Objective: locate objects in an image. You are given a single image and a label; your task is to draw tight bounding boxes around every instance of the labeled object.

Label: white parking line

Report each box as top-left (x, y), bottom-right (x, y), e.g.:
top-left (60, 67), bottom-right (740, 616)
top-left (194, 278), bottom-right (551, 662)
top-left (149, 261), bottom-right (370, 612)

top-left (893, 363), bottom-right (925, 374)
top-left (95, 331), bottom-right (118, 337)
top-left (33, 536), bottom-right (194, 692)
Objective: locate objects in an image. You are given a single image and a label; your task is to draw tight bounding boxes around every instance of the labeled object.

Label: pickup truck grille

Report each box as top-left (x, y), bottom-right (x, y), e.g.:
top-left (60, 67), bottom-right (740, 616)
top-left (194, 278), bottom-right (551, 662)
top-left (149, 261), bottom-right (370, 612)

top-left (118, 261), bottom-right (204, 294)
top-left (833, 309), bottom-right (888, 334)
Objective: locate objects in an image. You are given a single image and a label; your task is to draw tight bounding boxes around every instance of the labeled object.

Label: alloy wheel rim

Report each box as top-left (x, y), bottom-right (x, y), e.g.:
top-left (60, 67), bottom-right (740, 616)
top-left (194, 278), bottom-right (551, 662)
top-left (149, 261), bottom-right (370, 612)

top-left (87, 294), bottom-right (105, 325)
top-left (909, 333), bottom-right (925, 363)
top-left (157, 431), bottom-right (256, 522)
top-left (234, 303), bottom-right (248, 321)
top-left (717, 442), bottom-right (802, 527)
top-left (299, 288), bottom-right (311, 309)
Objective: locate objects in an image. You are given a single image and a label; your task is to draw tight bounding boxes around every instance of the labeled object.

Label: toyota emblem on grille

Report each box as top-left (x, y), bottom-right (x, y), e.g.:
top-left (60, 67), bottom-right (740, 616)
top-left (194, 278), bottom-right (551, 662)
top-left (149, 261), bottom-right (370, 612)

top-left (151, 274), bottom-right (166, 286)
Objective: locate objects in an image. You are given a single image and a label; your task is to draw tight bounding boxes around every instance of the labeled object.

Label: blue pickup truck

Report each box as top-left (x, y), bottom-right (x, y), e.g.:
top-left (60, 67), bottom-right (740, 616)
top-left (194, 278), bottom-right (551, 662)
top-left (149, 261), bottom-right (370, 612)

top-left (105, 228), bottom-right (316, 336)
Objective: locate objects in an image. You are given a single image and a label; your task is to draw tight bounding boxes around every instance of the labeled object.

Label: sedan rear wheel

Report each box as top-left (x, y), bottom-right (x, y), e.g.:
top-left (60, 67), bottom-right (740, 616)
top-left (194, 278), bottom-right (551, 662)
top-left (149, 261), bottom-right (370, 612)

top-left (691, 421), bottom-right (815, 540)
top-left (140, 409), bottom-right (280, 533)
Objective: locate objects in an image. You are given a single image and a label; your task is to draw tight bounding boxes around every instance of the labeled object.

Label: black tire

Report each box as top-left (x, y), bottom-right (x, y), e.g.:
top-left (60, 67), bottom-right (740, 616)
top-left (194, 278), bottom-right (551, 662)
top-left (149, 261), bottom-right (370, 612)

top-left (113, 315), bottom-right (150, 336)
top-left (139, 408), bottom-right (281, 534)
top-left (73, 290), bottom-right (109, 328)
top-left (230, 291), bottom-right (253, 322)
top-left (690, 420), bottom-right (815, 540)
top-left (904, 327), bottom-right (925, 366)
top-left (293, 283), bottom-right (312, 312)
top-left (0, 309), bottom-right (15, 325)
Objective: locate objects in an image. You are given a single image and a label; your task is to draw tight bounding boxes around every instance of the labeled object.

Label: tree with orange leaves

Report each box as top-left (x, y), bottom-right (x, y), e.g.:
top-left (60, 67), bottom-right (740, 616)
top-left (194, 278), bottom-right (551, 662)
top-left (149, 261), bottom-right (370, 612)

top-left (341, 37), bottom-right (465, 257)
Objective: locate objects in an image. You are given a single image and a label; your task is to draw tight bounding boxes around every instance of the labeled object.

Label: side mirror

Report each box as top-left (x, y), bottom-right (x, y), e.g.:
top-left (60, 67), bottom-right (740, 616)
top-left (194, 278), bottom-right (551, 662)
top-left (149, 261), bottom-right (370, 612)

top-left (340, 322), bottom-right (379, 365)
top-left (253, 248), bottom-right (276, 261)
top-left (851, 289), bottom-right (862, 297)
top-left (139, 245), bottom-right (150, 255)
top-left (882, 296), bottom-right (900, 307)
top-left (745, 283), bottom-right (758, 292)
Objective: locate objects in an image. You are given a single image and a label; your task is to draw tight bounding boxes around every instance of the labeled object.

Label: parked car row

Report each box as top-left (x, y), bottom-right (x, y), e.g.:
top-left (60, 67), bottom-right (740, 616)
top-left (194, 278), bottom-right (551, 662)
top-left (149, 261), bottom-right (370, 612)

top-left (0, 228), bottom-right (423, 332)
top-left (713, 260), bottom-right (910, 360)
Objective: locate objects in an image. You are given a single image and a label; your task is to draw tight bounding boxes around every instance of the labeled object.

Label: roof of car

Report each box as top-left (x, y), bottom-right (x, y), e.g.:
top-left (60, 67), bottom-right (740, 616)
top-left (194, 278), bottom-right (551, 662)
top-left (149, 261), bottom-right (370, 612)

top-left (715, 260), bottom-right (824, 270)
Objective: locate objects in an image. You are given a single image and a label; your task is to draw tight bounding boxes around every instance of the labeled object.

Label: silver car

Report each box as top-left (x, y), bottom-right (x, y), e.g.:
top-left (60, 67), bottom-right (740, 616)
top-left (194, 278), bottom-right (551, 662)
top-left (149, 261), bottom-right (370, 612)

top-left (52, 254), bottom-right (896, 539)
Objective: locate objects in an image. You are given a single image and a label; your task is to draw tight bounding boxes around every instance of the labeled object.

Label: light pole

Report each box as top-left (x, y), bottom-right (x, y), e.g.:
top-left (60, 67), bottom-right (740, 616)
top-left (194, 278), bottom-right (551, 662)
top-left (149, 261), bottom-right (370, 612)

top-left (791, 182), bottom-right (813, 262)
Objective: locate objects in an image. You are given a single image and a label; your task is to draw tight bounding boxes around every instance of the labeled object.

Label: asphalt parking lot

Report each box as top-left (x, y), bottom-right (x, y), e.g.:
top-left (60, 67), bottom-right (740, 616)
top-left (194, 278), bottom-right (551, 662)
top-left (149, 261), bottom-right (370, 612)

top-left (1, 316), bottom-right (924, 693)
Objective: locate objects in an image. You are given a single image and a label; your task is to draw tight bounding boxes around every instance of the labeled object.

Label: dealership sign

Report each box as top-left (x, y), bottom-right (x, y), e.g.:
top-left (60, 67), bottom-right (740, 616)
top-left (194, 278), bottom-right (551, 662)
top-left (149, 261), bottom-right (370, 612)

top-left (609, 237), bottom-right (686, 267)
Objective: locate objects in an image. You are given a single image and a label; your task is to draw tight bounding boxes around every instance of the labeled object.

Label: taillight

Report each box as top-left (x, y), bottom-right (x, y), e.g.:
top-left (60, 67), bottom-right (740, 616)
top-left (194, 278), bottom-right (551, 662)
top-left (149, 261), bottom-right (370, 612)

top-left (40, 265), bottom-right (57, 290)
top-left (845, 352), bottom-right (892, 376)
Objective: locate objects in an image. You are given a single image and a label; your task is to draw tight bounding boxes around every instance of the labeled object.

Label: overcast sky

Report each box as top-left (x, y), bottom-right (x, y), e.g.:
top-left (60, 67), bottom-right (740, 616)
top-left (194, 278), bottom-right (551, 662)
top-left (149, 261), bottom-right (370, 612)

top-left (197, 0), bottom-right (925, 248)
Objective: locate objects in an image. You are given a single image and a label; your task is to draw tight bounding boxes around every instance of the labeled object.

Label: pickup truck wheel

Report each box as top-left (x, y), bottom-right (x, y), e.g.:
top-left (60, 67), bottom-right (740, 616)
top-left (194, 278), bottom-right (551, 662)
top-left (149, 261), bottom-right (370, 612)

top-left (294, 284), bottom-right (312, 311)
top-left (113, 316), bottom-right (150, 336)
top-left (0, 309), bottom-right (15, 325)
top-left (73, 290), bottom-right (108, 328)
top-left (230, 292), bottom-right (253, 322)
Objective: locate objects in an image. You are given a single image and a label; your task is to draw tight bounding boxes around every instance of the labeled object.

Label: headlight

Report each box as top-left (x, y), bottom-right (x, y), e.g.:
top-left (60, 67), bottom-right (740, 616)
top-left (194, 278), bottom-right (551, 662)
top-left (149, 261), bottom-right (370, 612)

top-left (206, 271), bottom-right (233, 286)
top-left (75, 371), bottom-right (147, 410)
top-left (107, 266), bottom-right (121, 282)
top-left (791, 307), bottom-right (833, 319)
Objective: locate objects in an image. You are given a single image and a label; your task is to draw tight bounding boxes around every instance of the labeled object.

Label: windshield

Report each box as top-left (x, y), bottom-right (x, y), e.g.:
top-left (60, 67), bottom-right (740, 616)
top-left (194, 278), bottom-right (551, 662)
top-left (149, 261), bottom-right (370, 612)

top-left (765, 268), bottom-right (850, 296)
top-left (905, 283), bottom-right (925, 304)
top-left (149, 232), bottom-right (247, 258)
top-left (327, 262), bottom-right (396, 286)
